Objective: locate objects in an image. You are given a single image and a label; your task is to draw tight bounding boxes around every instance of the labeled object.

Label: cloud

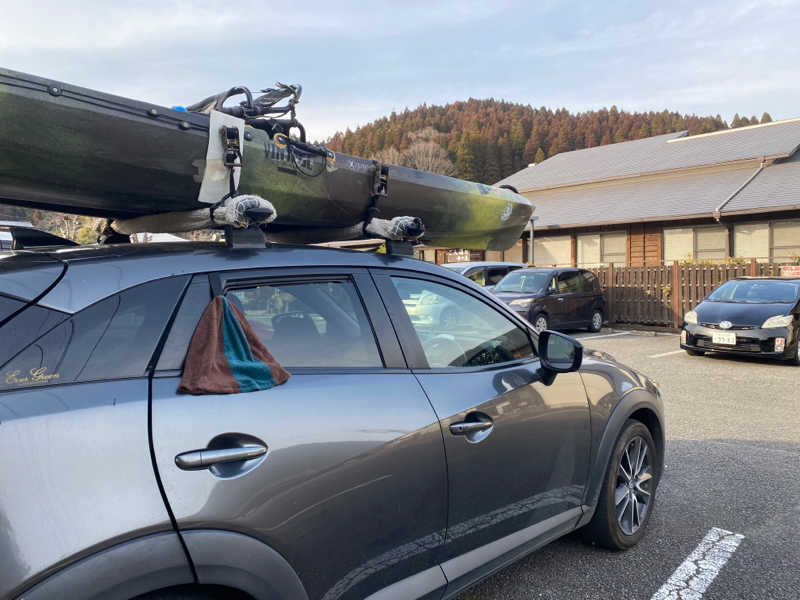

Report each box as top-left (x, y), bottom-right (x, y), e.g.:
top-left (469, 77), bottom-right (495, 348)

top-left (2, 0), bottom-right (799, 139)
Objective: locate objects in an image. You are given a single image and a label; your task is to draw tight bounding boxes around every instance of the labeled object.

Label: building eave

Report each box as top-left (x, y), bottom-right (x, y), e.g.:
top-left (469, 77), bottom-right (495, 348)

top-left (516, 155), bottom-right (788, 195)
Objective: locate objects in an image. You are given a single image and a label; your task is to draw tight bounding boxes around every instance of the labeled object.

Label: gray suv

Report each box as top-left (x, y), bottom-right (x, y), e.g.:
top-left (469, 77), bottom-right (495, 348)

top-left (1, 242), bottom-right (664, 600)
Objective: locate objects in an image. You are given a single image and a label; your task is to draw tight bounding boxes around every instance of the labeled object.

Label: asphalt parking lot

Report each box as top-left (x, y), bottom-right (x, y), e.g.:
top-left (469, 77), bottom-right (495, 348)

top-left (456, 330), bottom-right (800, 600)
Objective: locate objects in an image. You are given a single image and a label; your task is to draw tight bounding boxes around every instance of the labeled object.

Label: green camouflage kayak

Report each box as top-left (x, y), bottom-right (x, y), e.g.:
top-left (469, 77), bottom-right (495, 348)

top-left (0, 67), bottom-right (532, 250)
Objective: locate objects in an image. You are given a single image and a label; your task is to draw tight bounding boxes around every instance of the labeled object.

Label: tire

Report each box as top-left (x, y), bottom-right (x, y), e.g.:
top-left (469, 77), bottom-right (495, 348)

top-left (685, 349), bottom-right (704, 357)
top-left (588, 309), bottom-right (603, 332)
top-left (133, 585), bottom-right (250, 600)
top-left (582, 420), bottom-right (658, 550)
top-left (786, 341), bottom-right (800, 366)
top-left (532, 312), bottom-right (549, 333)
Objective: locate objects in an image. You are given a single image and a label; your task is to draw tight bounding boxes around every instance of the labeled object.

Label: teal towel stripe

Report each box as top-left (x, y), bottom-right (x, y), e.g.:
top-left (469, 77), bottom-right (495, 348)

top-left (221, 297), bottom-right (276, 393)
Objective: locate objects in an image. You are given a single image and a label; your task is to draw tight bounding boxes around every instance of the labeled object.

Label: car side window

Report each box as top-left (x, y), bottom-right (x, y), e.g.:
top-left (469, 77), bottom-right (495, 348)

top-left (486, 268), bottom-right (507, 286)
top-left (581, 271), bottom-right (598, 293)
top-left (558, 271), bottom-right (582, 293)
top-left (390, 277), bottom-right (534, 368)
top-left (466, 269), bottom-right (486, 286)
top-left (0, 277), bottom-right (187, 391)
top-left (227, 279), bottom-right (382, 368)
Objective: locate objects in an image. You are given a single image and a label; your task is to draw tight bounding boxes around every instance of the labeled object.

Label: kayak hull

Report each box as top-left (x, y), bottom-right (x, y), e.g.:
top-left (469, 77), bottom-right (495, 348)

top-left (0, 68), bottom-right (532, 250)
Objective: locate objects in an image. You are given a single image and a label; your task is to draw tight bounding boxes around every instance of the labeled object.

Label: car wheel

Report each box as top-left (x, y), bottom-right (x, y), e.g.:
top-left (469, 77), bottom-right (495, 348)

top-left (532, 312), bottom-right (549, 333)
top-left (582, 420), bottom-right (658, 550)
top-left (787, 341), bottom-right (800, 366)
top-left (685, 349), bottom-right (704, 356)
top-left (588, 309), bottom-right (603, 332)
top-left (439, 307), bottom-right (458, 329)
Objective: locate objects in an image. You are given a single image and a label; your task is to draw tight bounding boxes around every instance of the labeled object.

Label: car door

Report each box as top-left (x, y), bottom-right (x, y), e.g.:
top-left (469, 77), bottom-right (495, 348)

top-left (150, 269), bottom-right (448, 600)
top-left (371, 271), bottom-right (591, 591)
top-left (555, 270), bottom-right (581, 327)
top-left (570, 270), bottom-right (594, 324)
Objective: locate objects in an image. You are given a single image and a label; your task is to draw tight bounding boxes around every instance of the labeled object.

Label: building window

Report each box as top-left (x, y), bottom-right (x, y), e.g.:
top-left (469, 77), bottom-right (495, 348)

top-left (733, 220), bottom-right (800, 262)
top-left (577, 232), bottom-right (626, 266)
top-left (734, 222), bottom-right (769, 262)
top-left (664, 225), bottom-right (728, 263)
top-left (533, 235), bottom-right (571, 266)
top-left (771, 219), bottom-right (800, 262)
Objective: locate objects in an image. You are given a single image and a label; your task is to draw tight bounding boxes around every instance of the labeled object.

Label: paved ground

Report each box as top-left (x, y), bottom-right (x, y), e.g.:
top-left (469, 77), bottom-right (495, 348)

top-left (456, 330), bottom-right (800, 600)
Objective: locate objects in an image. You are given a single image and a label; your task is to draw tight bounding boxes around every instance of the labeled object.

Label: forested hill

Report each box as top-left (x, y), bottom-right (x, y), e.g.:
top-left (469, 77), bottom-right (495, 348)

top-left (325, 100), bottom-right (773, 184)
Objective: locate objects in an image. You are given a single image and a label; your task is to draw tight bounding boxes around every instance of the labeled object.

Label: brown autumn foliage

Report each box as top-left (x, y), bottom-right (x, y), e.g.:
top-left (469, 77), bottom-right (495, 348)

top-left (326, 100), bottom-right (772, 184)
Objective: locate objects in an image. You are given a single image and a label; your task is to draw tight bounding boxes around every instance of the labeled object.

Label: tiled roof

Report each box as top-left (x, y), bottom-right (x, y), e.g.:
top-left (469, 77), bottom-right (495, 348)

top-left (528, 165), bottom-right (765, 229)
top-left (723, 152), bottom-right (800, 214)
top-left (497, 118), bottom-right (800, 192)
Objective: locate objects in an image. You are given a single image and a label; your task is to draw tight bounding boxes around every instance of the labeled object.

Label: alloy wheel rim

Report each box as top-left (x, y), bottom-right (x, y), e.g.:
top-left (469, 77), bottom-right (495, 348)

top-left (534, 316), bottom-right (548, 333)
top-left (592, 312), bottom-right (602, 330)
top-left (615, 436), bottom-right (653, 536)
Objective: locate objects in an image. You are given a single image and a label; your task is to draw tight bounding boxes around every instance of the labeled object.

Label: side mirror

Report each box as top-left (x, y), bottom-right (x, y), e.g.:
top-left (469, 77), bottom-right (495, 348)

top-left (539, 330), bottom-right (583, 373)
top-left (546, 286), bottom-right (557, 295)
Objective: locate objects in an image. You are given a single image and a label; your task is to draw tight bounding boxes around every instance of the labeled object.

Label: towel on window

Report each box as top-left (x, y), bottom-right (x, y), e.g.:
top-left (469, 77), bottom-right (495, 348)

top-left (178, 296), bottom-right (290, 394)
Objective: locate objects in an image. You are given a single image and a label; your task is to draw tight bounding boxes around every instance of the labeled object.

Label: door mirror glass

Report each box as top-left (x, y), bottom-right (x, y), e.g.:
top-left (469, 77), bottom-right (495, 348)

top-left (539, 330), bottom-right (583, 373)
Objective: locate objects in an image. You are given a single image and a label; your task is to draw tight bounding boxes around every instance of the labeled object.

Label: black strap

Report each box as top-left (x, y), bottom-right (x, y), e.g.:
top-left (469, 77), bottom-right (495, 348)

top-left (363, 162), bottom-right (389, 235)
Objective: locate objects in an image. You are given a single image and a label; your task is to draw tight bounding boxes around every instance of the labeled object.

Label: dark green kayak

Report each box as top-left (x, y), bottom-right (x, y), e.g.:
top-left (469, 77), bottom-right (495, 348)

top-left (0, 67), bottom-right (532, 250)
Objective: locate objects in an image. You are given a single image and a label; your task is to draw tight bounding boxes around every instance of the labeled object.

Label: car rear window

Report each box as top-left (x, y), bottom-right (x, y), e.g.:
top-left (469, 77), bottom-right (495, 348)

top-left (1, 277), bottom-right (187, 391)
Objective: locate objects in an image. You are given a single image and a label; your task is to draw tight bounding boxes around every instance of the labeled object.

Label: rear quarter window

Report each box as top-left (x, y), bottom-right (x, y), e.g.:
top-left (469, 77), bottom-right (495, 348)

top-left (1, 277), bottom-right (187, 391)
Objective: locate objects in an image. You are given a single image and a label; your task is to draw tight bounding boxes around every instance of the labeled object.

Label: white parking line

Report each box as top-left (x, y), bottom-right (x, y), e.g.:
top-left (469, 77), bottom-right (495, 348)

top-left (650, 527), bottom-right (745, 600)
top-left (577, 332), bottom-right (631, 340)
top-left (648, 349), bottom-right (685, 358)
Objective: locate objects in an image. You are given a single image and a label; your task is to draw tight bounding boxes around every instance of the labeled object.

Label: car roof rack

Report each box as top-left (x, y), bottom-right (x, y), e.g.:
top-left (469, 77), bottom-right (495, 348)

top-left (0, 224), bottom-right (79, 249)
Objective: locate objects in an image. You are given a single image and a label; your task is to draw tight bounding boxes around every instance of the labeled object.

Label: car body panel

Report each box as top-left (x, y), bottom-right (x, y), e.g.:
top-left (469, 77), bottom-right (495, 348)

top-left (0, 379), bottom-right (176, 599)
top-left (414, 366), bottom-right (591, 563)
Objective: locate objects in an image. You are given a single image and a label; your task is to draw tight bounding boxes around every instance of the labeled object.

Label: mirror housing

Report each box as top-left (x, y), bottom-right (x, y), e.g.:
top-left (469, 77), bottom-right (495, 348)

top-left (538, 330), bottom-right (583, 373)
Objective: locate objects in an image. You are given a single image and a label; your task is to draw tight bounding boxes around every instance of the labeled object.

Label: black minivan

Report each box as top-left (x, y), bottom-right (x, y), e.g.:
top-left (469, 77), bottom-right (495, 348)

top-left (493, 267), bottom-right (606, 333)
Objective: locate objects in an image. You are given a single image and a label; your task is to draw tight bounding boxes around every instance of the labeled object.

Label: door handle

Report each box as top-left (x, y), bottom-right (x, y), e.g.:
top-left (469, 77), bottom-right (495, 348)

top-left (175, 445), bottom-right (267, 471)
top-left (557, 297), bottom-right (565, 302)
top-left (450, 421), bottom-right (493, 435)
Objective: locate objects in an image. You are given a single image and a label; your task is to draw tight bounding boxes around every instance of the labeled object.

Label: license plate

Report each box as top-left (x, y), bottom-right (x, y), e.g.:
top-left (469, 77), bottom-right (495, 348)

top-left (712, 331), bottom-right (736, 345)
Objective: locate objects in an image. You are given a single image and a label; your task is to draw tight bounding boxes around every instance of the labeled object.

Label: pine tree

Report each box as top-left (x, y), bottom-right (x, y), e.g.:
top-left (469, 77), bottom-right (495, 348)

top-left (534, 147), bottom-right (546, 163)
top-left (761, 112), bottom-right (773, 124)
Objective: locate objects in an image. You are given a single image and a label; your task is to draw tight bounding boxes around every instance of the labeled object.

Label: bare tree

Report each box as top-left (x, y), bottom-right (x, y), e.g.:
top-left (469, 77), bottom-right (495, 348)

top-left (371, 129), bottom-right (457, 176)
top-left (370, 146), bottom-right (404, 166)
top-left (402, 141), bottom-right (457, 176)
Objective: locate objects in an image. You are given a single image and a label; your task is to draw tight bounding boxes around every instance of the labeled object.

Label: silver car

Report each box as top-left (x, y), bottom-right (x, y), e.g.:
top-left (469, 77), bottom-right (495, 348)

top-left (1, 242), bottom-right (664, 600)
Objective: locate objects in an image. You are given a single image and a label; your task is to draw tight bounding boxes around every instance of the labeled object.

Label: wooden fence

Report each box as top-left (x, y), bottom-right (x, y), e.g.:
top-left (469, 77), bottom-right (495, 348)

top-left (588, 259), bottom-right (795, 328)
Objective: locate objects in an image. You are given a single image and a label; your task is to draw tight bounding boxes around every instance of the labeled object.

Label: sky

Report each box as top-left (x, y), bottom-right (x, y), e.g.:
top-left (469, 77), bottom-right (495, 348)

top-left (2, 0), bottom-right (800, 141)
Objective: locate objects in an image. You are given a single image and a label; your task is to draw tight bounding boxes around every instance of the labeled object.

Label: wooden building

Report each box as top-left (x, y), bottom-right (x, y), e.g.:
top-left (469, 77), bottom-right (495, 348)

top-left (423, 118), bottom-right (800, 266)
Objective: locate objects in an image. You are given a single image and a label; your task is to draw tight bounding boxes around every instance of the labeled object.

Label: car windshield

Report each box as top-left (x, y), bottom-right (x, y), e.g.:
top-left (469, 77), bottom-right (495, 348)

top-left (706, 279), bottom-right (800, 304)
top-left (494, 270), bottom-right (551, 293)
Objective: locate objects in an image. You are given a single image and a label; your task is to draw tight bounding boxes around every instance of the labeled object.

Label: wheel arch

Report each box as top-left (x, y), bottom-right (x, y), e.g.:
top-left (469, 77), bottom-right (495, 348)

top-left (15, 530), bottom-right (308, 600)
top-left (578, 389), bottom-right (665, 527)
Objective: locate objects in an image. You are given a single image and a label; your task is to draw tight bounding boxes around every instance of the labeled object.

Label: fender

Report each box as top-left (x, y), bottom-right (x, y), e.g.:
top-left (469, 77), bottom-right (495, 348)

top-left (577, 388), bottom-right (665, 528)
top-left (182, 529), bottom-right (310, 600)
top-left (16, 532), bottom-right (193, 600)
